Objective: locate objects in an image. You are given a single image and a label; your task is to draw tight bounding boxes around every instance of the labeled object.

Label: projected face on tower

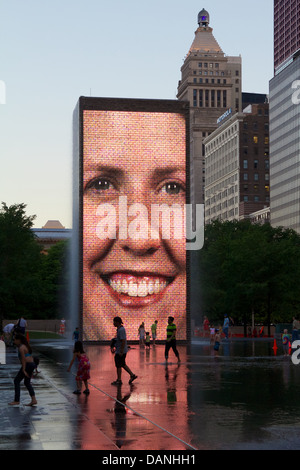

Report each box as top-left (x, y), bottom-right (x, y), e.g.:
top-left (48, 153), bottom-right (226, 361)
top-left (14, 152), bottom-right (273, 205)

top-left (82, 108), bottom-right (187, 341)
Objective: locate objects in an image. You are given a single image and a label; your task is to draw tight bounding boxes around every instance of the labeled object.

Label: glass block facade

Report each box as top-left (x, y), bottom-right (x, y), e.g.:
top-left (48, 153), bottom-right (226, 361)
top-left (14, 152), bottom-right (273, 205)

top-left (274, 0), bottom-right (300, 74)
top-left (269, 55), bottom-right (300, 232)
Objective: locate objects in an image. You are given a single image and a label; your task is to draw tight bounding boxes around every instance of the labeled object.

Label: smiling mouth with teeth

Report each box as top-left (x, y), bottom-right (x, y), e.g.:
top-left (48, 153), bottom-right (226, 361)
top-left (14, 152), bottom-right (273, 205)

top-left (100, 272), bottom-right (174, 305)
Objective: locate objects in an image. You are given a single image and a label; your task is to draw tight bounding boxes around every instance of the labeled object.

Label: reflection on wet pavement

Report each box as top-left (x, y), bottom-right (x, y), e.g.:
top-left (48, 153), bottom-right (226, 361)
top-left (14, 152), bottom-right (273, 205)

top-left (1, 339), bottom-right (300, 450)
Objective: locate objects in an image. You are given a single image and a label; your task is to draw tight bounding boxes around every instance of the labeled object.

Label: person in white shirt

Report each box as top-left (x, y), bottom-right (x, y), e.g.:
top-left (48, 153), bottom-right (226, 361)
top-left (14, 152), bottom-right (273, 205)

top-left (110, 317), bottom-right (138, 386)
top-left (3, 323), bottom-right (16, 346)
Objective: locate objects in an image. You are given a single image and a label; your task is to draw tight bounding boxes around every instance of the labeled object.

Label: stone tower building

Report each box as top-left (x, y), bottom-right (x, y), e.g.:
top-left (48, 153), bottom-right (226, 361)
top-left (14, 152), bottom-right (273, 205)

top-left (177, 9), bottom-right (242, 204)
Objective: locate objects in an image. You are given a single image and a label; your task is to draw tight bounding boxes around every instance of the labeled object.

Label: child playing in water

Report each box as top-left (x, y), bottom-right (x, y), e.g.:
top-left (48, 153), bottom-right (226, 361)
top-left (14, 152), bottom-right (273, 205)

top-left (213, 329), bottom-right (221, 356)
top-left (67, 341), bottom-right (91, 395)
top-left (145, 332), bottom-right (151, 349)
top-left (282, 329), bottom-right (290, 357)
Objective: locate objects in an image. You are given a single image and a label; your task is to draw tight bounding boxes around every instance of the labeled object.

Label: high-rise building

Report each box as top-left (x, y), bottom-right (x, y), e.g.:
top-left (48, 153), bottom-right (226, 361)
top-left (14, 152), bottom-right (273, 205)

top-left (204, 103), bottom-right (270, 224)
top-left (177, 9), bottom-right (242, 205)
top-left (269, 1), bottom-right (300, 232)
top-left (269, 56), bottom-right (300, 232)
top-left (274, 0), bottom-right (300, 75)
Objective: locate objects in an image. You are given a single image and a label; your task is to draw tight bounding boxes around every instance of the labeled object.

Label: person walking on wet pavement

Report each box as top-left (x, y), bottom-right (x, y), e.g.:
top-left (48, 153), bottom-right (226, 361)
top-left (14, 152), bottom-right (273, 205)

top-left (138, 322), bottom-right (145, 346)
top-left (213, 329), bottom-right (221, 356)
top-left (9, 334), bottom-right (37, 406)
top-left (223, 315), bottom-right (229, 340)
top-left (111, 317), bottom-right (138, 386)
top-left (151, 320), bottom-right (158, 345)
top-left (282, 329), bottom-right (290, 357)
top-left (16, 316), bottom-right (27, 335)
top-left (165, 316), bottom-right (180, 363)
top-left (292, 317), bottom-right (300, 343)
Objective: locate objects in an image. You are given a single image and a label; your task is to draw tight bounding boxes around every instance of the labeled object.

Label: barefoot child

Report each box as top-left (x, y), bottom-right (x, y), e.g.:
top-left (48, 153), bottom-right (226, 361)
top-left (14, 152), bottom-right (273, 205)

top-left (68, 341), bottom-right (90, 395)
top-left (282, 329), bottom-right (290, 357)
top-left (213, 329), bottom-right (221, 356)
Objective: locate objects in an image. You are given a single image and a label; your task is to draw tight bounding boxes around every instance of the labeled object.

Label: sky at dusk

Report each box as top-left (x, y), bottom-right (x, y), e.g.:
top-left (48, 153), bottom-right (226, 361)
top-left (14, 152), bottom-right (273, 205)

top-left (0, 0), bottom-right (273, 228)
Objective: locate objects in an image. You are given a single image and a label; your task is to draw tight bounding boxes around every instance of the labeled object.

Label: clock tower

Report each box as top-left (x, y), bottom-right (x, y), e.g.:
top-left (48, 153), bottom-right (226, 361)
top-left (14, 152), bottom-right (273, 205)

top-left (177, 10), bottom-right (242, 205)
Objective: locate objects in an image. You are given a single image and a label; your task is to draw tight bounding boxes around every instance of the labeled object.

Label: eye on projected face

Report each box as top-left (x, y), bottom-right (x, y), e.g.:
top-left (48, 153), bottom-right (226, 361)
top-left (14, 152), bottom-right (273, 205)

top-left (82, 110), bottom-right (187, 341)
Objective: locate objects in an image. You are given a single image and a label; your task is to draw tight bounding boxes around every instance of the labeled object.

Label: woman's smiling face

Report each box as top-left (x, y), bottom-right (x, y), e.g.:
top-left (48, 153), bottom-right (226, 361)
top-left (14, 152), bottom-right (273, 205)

top-left (82, 110), bottom-right (187, 341)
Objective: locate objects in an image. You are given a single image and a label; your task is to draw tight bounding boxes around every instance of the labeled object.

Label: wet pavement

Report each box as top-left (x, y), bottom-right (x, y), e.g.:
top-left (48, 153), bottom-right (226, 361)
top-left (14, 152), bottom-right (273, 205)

top-left (1, 337), bottom-right (300, 450)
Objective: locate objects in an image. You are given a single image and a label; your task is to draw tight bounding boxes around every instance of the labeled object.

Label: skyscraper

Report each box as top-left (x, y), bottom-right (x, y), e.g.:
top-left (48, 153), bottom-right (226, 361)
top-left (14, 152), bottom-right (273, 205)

top-left (204, 103), bottom-right (270, 224)
top-left (177, 9), bottom-right (242, 205)
top-left (274, 0), bottom-right (300, 75)
top-left (269, 0), bottom-right (300, 232)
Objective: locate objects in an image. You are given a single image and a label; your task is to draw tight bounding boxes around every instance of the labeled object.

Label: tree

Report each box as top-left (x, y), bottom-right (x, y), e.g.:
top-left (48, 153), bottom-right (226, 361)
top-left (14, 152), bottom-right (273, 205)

top-left (39, 240), bottom-right (69, 319)
top-left (0, 203), bottom-right (42, 328)
top-left (198, 220), bottom-right (300, 335)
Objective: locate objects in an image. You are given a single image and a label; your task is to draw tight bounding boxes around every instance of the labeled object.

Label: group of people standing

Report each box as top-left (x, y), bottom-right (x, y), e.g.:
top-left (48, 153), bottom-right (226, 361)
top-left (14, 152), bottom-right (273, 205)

top-left (203, 315), bottom-right (233, 343)
top-left (137, 318), bottom-right (181, 362)
top-left (201, 315), bottom-right (235, 356)
top-left (138, 320), bottom-right (158, 347)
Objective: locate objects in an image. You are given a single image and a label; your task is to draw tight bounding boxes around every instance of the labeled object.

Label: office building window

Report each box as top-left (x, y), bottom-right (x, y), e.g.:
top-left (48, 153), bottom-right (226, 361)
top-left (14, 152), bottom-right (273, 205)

top-left (199, 89), bottom-right (203, 107)
top-left (193, 89), bottom-right (197, 107)
top-left (205, 90), bottom-right (209, 107)
top-left (211, 90), bottom-right (215, 107)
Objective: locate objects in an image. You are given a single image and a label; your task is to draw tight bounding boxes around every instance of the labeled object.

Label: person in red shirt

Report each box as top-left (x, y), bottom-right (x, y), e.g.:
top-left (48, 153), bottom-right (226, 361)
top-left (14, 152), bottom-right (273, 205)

top-left (203, 316), bottom-right (210, 338)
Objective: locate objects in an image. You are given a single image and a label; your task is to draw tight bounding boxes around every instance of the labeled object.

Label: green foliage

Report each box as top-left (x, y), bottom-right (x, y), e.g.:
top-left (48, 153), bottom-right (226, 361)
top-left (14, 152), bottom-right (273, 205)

top-left (198, 219), bottom-right (300, 331)
top-left (40, 240), bottom-right (69, 319)
top-left (0, 203), bottom-right (42, 320)
top-left (0, 203), bottom-right (69, 323)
